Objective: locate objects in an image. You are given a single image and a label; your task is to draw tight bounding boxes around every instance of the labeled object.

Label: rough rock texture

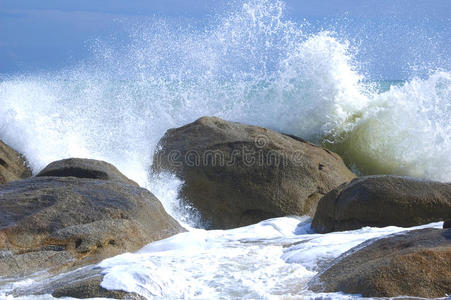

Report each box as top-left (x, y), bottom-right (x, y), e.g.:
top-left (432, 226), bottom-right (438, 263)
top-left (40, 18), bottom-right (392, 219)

top-left (312, 175), bottom-right (451, 233)
top-left (37, 158), bottom-right (138, 186)
top-left (310, 228), bottom-right (451, 298)
top-left (0, 176), bottom-right (184, 278)
top-left (153, 116), bottom-right (355, 229)
top-left (0, 140), bottom-right (32, 184)
top-left (10, 265), bottom-right (144, 299)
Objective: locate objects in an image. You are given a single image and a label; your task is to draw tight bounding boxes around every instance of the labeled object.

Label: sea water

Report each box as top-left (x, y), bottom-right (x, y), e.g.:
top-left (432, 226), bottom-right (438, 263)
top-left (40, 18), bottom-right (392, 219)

top-left (0, 0), bottom-right (449, 298)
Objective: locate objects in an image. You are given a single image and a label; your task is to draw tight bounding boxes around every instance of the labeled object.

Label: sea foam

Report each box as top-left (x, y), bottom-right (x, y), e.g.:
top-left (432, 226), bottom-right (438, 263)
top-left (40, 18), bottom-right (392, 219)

top-left (0, 1), bottom-right (449, 298)
top-left (97, 218), bottom-right (443, 299)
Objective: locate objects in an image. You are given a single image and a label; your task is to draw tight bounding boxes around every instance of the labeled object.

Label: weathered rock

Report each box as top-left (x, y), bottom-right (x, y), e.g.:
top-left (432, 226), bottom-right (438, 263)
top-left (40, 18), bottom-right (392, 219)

top-left (51, 273), bottom-right (144, 299)
top-left (153, 116), bottom-right (355, 229)
top-left (0, 176), bottom-right (184, 278)
top-left (0, 140), bottom-right (32, 184)
top-left (10, 265), bottom-right (144, 299)
top-left (310, 228), bottom-right (451, 298)
top-left (312, 176), bottom-right (451, 233)
top-left (37, 158), bottom-right (138, 186)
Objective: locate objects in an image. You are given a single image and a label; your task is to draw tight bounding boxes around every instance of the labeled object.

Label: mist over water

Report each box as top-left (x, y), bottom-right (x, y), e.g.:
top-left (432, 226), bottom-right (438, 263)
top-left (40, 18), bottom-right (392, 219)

top-left (0, 0), bottom-right (450, 187)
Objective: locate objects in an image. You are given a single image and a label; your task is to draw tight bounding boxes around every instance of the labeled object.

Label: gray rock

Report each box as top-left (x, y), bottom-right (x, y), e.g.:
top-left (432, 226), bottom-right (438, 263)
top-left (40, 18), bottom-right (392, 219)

top-left (153, 116), bottom-right (355, 229)
top-left (37, 158), bottom-right (138, 186)
top-left (312, 175), bottom-right (451, 233)
top-left (10, 265), bottom-right (144, 299)
top-left (0, 176), bottom-right (184, 278)
top-left (444, 219), bottom-right (451, 229)
top-left (310, 228), bottom-right (451, 298)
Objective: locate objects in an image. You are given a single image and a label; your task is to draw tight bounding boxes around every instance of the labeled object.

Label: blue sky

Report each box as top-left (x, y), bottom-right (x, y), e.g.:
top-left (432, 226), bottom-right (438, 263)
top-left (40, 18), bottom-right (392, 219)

top-left (1, 0), bottom-right (450, 78)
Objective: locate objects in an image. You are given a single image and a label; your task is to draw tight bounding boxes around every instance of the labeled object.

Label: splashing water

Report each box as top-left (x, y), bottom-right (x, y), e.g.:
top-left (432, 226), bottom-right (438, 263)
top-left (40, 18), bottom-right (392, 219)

top-left (0, 0), bottom-right (450, 298)
top-left (0, 0), bottom-right (449, 185)
top-left (333, 71), bottom-right (451, 179)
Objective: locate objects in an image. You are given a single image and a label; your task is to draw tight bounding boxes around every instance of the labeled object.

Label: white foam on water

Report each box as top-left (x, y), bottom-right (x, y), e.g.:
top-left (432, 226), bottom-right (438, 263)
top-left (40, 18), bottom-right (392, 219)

top-left (147, 171), bottom-right (201, 229)
top-left (0, 0), bottom-right (450, 298)
top-left (97, 218), bottom-right (443, 299)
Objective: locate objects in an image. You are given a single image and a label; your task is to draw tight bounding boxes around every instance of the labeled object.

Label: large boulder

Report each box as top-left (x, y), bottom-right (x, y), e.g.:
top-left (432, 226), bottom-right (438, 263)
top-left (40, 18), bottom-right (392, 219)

top-left (0, 140), bottom-right (32, 184)
top-left (310, 228), bottom-right (451, 298)
top-left (37, 158), bottom-right (138, 186)
top-left (153, 116), bottom-right (355, 229)
top-left (0, 174), bottom-right (184, 278)
top-left (311, 175), bottom-right (451, 233)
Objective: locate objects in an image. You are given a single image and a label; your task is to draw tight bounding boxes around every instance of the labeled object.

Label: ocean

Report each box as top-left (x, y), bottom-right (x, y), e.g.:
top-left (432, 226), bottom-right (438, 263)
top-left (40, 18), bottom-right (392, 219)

top-left (0, 0), bottom-right (449, 298)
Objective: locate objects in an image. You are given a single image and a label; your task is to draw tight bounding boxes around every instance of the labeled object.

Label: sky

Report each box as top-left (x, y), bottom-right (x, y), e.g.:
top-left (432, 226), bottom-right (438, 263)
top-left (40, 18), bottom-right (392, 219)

top-left (0, 0), bottom-right (450, 79)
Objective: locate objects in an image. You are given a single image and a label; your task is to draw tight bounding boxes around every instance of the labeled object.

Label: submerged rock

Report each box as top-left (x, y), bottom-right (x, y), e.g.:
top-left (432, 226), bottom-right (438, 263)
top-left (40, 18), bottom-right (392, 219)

top-left (10, 265), bottom-right (144, 299)
top-left (153, 116), bottom-right (355, 229)
top-left (310, 228), bottom-right (451, 298)
top-left (311, 175), bottom-right (451, 233)
top-left (444, 220), bottom-right (451, 229)
top-left (37, 157), bottom-right (138, 186)
top-left (0, 170), bottom-right (184, 278)
top-left (0, 140), bottom-right (32, 184)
